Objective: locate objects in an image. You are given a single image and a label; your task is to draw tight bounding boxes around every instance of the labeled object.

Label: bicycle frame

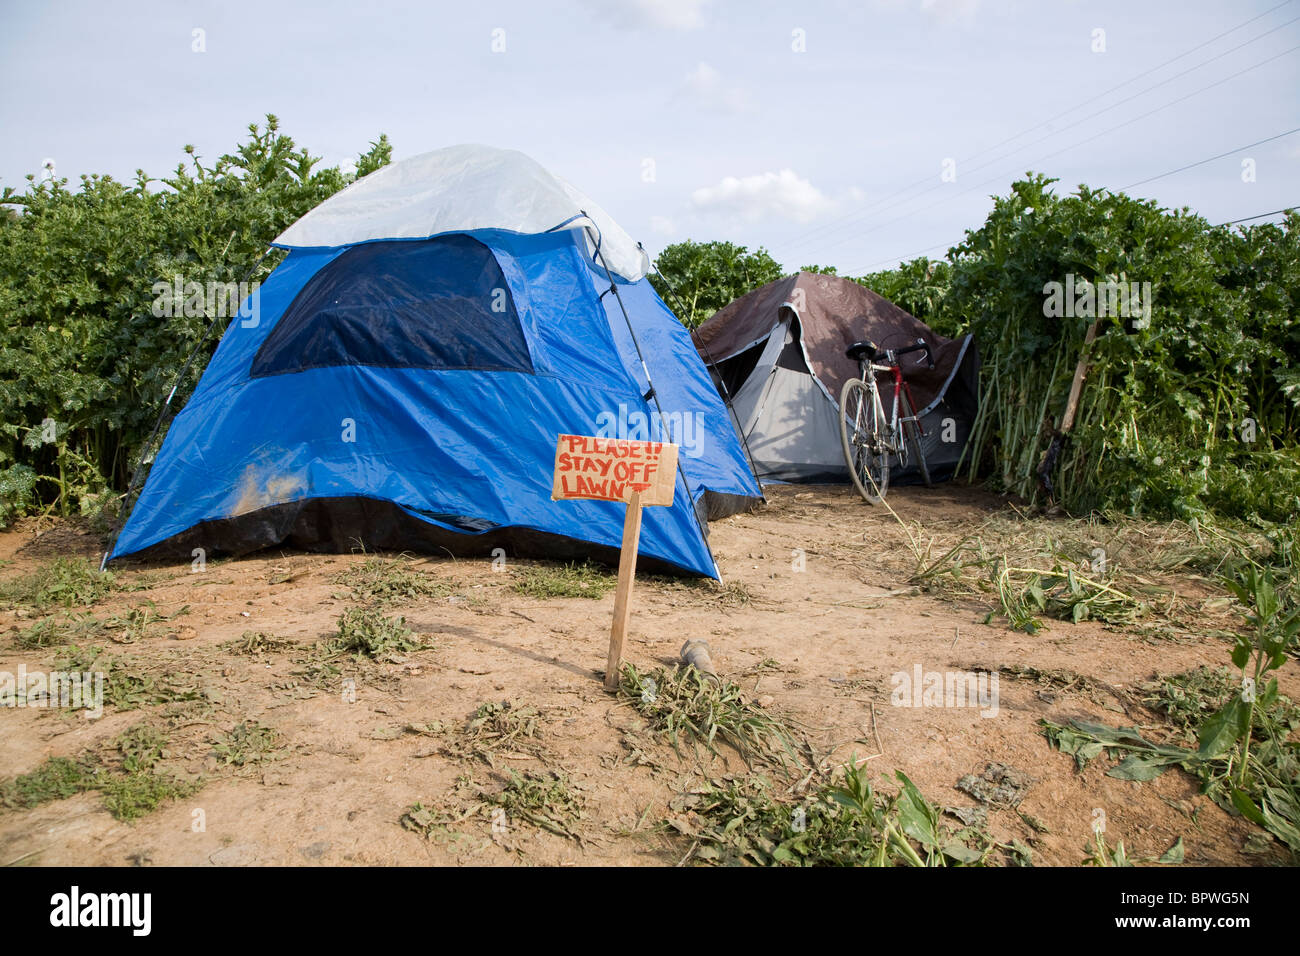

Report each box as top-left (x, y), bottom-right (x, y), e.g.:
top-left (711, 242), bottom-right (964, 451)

top-left (841, 339), bottom-right (934, 502)
top-left (858, 353), bottom-right (926, 461)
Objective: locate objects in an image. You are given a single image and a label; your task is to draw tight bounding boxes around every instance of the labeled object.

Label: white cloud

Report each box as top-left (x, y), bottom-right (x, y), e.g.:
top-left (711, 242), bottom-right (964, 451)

top-left (649, 215), bottom-right (676, 235)
top-left (679, 62), bottom-right (751, 114)
top-left (580, 0), bottom-right (710, 31)
top-left (691, 169), bottom-right (837, 223)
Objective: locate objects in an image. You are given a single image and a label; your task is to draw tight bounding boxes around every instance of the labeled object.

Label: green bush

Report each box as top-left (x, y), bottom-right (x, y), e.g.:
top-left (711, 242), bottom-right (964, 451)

top-left (650, 239), bottom-right (783, 329)
top-left (909, 174), bottom-right (1298, 524)
top-left (0, 116), bottom-right (391, 522)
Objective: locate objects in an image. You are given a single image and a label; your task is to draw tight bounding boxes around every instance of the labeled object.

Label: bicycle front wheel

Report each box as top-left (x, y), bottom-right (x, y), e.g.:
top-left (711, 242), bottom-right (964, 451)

top-left (840, 377), bottom-right (889, 503)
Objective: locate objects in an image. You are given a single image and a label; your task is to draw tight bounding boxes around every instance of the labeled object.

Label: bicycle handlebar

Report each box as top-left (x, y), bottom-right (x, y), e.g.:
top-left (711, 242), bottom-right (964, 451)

top-left (888, 339), bottom-right (935, 370)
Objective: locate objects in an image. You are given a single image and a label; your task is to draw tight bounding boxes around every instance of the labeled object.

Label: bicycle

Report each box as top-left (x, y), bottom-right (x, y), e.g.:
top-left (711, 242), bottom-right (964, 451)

top-left (839, 338), bottom-right (934, 503)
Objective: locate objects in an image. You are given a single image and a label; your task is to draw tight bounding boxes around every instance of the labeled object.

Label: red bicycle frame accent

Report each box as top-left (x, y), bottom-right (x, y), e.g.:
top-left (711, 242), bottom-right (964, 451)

top-left (874, 361), bottom-right (925, 439)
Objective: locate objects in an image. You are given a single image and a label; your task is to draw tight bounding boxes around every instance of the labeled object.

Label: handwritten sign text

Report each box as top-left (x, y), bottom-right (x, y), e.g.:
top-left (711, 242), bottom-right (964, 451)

top-left (551, 435), bottom-right (678, 507)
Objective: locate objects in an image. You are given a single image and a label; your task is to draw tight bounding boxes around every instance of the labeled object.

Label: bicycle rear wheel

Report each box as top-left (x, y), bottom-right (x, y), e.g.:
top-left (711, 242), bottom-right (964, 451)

top-left (899, 390), bottom-right (932, 488)
top-left (840, 377), bottom-right (889, 503)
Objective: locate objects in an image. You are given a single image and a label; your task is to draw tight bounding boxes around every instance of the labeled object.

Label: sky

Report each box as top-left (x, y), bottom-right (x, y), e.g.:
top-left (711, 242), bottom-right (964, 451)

top-left (2, 0), bottom-right (1298, 275)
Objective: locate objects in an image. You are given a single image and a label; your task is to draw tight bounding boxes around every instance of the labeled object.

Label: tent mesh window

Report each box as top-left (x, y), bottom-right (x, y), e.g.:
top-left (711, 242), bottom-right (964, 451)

top-left (251, 235), bottom-right (533, 377)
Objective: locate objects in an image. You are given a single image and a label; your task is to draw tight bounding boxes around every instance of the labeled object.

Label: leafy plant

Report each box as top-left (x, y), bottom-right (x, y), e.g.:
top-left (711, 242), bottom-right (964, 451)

top-left (934, 176), bottom-right (1299, 524)
top-left (1137, 666), bottom-right (1256, 732)
top-left (510, 561), bottom-right (616, 600)
top-left (101, 600), bottom-right (189, 643)
top-left (334, 554), bottom-right (453, 606)
top-left (222, 630), bottom-right (295, 655)
top-left (11, 612), bottom-right (105, 649)
top-left (856, 257), bottom-right (952, 328)
top-left (329, 607), bottom-right (423, 659)
top-left (1043, 566), bottom-right (1300, 855)
top-left (211, 721), bottom-right (282, 767)
top-left (401, 802), bottom-right (476, 845)
top-left (0, 730), bottom-right (198, 822)
top-left (650, 240), bottom-right (784, 329)
top-left (679, 764), bottom-right (1014, 867)
top-left (618, 662), bottom-right (800, 769)
top-left (988, 559), bottom-right (1144, 633)
top-left (439, 701), bottom-right (545, 768)
top-left (1201, 566), bottom-right (1300, 836)
top-left (0, 757), bottom-right (96, 810)
top-left (55, 644), bottom-right (206, 711)
top-left (911, 522), bottom-right (1153, 634)
top-left (115, 724), bottom-right (168, 774)
top-left (0, 558), bottom-right (115, 610)
top-left (99, 771), bottom-right (198, 823)
top-left (479, 769), bottom-right (584, 841)
top-left (99, 724), bottom-right (197, 821)
top-left (1084, 832), bottom-right (1184, 867)
top-left (0, 117), bottom-right (392, 522)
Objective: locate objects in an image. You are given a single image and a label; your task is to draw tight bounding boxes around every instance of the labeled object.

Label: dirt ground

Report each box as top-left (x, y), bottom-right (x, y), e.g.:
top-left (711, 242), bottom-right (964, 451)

top-left (0, 483), bottom-right (1292, 867)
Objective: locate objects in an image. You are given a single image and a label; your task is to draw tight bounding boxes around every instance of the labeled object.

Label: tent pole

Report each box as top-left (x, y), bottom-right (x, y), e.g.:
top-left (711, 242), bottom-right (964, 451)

top-left (99, 247), bottom-right (273, 571)
top-left (646, 254), bottom-right (765, 495)
top-left (580, 219), bottom-right (720, 575)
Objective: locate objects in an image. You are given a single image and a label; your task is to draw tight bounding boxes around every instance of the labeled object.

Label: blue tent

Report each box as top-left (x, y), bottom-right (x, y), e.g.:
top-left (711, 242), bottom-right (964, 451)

top-left (108, 147), bottom-right (761, 577)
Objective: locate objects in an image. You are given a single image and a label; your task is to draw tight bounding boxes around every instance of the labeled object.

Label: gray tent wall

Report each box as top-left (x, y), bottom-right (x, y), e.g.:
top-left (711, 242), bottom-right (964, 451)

top-left (729, 313), bottom-right (847, 482)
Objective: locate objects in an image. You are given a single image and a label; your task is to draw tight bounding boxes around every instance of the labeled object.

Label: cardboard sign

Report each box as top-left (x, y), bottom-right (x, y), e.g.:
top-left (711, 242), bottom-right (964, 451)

top-left (551, 435), bottom-right (678, 508)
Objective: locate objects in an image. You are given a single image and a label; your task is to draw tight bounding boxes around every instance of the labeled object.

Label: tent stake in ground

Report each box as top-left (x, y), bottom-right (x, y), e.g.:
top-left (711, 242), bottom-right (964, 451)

top-left (551, 433), bottom-right (678, 690)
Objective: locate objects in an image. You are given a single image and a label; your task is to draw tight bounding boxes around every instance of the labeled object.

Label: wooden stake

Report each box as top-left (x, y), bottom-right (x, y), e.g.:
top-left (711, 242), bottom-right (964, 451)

top-left (605, 491), bottom-right (643, 691)
top-left (549, 436), bottom-right (677, 689)
top-left (1059, 320), bottom-right (1100, 434)
top-left (1037, 320), bottom-right (1099, 496)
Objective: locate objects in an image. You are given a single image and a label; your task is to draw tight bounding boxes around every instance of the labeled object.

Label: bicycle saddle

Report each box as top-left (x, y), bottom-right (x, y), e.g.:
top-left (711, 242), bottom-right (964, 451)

top-left (845, 340), bottom-right (878, 361)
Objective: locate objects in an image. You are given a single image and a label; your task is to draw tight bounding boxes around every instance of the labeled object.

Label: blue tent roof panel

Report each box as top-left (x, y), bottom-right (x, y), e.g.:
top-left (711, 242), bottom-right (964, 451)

top-left (109, 229), bottom-right (761, 578)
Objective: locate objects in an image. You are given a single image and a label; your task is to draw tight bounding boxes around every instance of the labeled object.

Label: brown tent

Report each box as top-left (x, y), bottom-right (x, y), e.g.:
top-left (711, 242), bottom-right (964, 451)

top-left (692, 271), bottom-right (979, 483)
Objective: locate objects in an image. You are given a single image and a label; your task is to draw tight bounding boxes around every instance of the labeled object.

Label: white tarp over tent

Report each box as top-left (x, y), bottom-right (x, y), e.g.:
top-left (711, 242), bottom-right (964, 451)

top-left (274, 144), bottom-right (651, 282)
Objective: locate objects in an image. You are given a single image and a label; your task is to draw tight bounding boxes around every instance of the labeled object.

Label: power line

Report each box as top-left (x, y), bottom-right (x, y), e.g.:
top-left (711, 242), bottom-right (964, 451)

top-left (847, 200), bottom-right (1298, 278)
top-left (777, 1), bottom-right (1300, 255)
top-left (1217, 204), bottom-right (1298, 225)
top-left (835, 48), bottom-right (1300, 273)
top-left (953, 18), bottom-right (1300, 185)
top-left (790, 17), bottom-right (1300, 256)
top-left (1123, 127), bottom-right (1300, 189)
top-left (944, 0), bottom-right (1298, 168)
top-left (856, 240), bottom-right (960, 275)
